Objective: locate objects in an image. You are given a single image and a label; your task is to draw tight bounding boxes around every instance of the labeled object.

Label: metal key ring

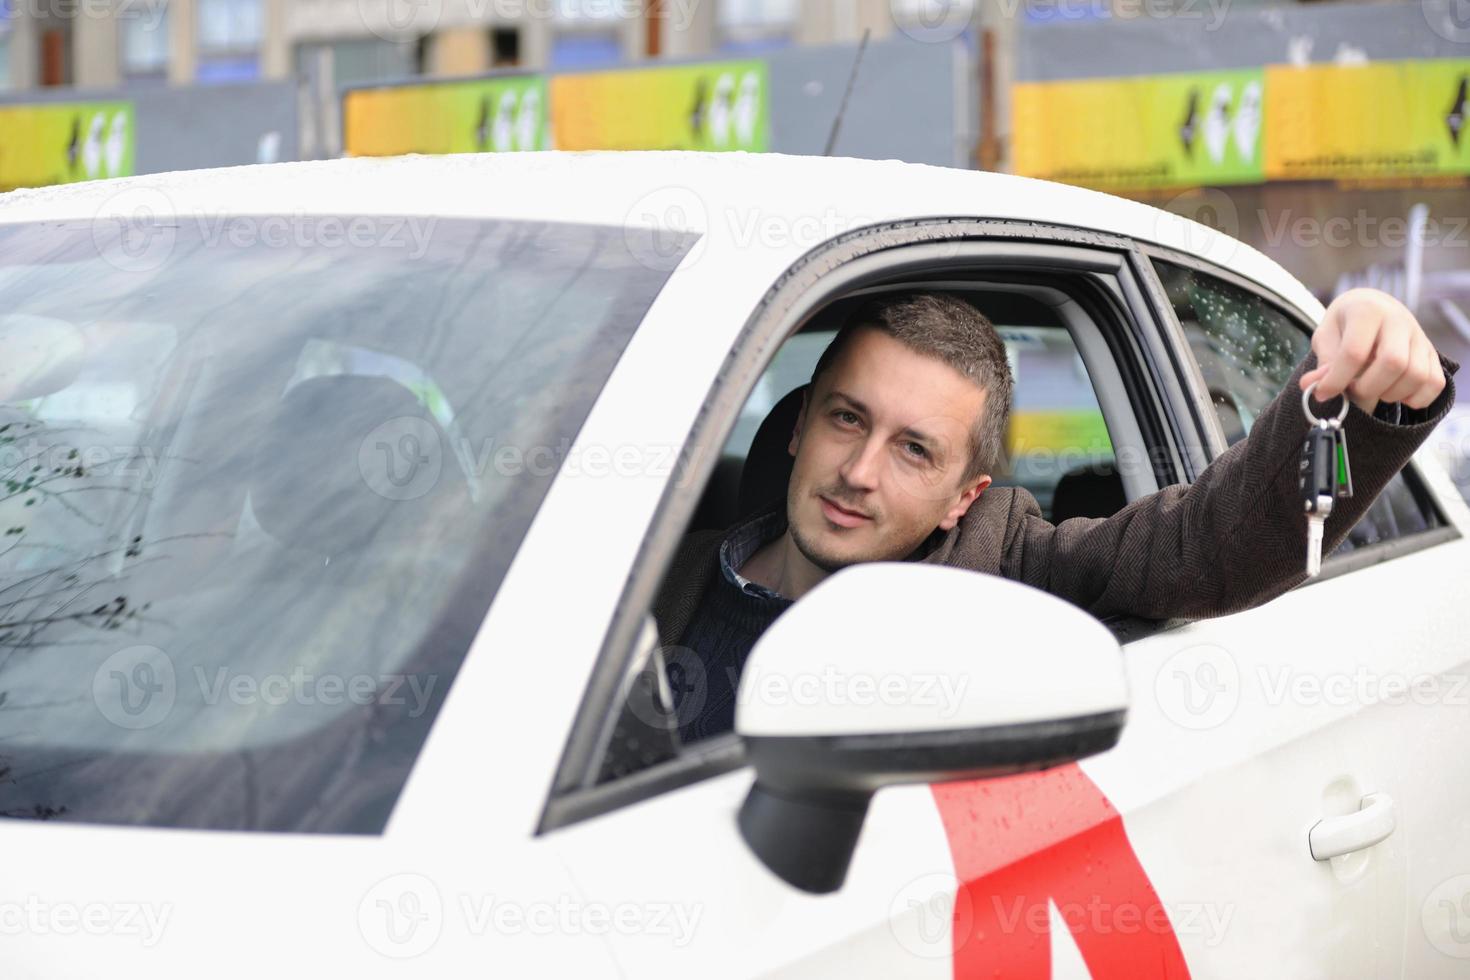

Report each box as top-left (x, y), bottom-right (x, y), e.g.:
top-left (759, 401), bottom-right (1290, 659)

top-left (1302, 380), bottom-right (1350, 426)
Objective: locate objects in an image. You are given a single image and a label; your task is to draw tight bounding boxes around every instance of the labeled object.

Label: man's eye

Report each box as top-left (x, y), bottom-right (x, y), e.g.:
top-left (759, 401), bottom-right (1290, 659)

top-left (904, 442), bottom-right (928, 460)
top-left (834, 410), bottom-right (859, 426)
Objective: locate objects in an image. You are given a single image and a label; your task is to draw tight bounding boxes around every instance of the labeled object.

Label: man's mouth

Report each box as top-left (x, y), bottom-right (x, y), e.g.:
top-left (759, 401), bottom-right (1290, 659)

top-left (819, 495), bottom-right (872, 528)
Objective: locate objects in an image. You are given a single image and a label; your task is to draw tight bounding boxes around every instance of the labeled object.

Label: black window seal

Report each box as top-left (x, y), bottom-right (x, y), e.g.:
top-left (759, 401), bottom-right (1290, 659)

top-left (1127, 248), bottom-right (1230, 467)
top-left (1135, 241), bottom-right (1317, 324)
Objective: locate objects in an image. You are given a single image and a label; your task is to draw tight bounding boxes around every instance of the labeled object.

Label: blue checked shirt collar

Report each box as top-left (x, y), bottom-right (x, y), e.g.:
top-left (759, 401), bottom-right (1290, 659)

top-left (718, 504), bottom-right (791, 602)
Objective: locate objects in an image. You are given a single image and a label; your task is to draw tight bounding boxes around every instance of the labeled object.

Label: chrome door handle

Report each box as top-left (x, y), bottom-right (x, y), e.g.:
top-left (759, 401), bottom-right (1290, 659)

top-left (1308, 793), bottom-right (1397, 861)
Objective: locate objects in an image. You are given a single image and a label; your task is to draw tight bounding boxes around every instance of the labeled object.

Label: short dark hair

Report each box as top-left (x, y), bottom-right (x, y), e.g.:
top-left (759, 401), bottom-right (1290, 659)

top-left (808, 292), bottom-right (1013, 485)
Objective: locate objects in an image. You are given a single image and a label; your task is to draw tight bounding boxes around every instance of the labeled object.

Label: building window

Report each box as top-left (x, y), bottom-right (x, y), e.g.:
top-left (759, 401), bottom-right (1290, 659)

top-left (549, 32), bottom-right (621, 69)
top-left (198, 0), bottom-right (261, 82)
top-left (552, 0), bottom-right (625, 23)
top-left (549, 0), bottom-right (625, 69)
top-left (491, 26), bottom-right (519, 68)
top-left (718, 0), bottom-right (795, 53)
top-left (120, 0), bottom-right (169, 82)
top-left (0, 3), bottom-right (11, 92)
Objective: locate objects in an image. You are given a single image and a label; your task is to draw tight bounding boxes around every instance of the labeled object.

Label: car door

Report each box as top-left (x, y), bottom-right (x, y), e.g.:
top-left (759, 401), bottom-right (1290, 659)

top-left (534, 220), bottom-right (1237, 980)
top-left (538, 218), bottom-right (1466, 980)
top-left (1107, 253), bottom-right (1470, 979)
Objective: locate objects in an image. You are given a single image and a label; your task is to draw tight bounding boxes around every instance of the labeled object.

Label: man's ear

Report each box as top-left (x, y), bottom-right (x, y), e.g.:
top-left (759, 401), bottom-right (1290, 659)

top-left (788, 388), bottom-right (809, 457)
top-left (937, 474), bottom-right (991, 531)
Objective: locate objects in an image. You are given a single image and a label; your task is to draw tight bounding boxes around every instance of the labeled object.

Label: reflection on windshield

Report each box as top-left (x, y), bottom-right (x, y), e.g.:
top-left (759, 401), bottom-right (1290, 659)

top-left (286, 337), bottom-right (483, 503)
top-left (0, 216), bottom-right (693, 832)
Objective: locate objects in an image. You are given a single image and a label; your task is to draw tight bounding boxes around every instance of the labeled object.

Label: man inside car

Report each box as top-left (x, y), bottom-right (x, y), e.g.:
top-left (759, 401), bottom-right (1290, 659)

top-left (653, 288), bottom-right (1460, 743)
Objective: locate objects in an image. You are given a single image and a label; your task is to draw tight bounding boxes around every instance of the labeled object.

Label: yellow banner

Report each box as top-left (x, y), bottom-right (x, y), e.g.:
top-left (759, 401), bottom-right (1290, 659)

top-left (1264, 62), bottom-right (1470, 181)
top-left (1008, 411), bottom-right (1113, 455)
top-left (1012, 70), bottom-right (1265, 190)
top-left (550, 60), bottom-right (769, 152)
top-left (0, 102), bottom-right (134, 191)
top-left (1014, 59), bottom-right (1470, 188)
top-left (344, 76), bottom-right (547, 157)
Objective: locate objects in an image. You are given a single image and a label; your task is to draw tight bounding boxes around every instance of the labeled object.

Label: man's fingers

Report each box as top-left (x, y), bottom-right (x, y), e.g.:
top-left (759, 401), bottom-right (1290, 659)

top-left (1299, 364), bottom-right (1328, 391)
top-left (1309, 289), bottom-right (1444, 413)
top-left (1311, 307), bottom-right (1341, 362)
top-left (1316, 301), bottom-right (1381, 400)
top-left (1352, 315), bottom-right (1413, 406)
top-left (1380, 331), bottom-right (1431, 405)
top-left (1404, 346), bottom-right (1447, 410)
top-left (1306, 294), bottom-right (1345, 392)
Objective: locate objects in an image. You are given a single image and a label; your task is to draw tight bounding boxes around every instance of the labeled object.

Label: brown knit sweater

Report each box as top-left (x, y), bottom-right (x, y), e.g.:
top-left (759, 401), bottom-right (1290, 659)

top-left (653, 350), bottom-right (1461, 649)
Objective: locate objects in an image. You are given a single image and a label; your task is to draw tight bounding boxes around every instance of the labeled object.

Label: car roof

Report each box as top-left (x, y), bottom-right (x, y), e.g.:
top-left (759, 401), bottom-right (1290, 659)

top-left (0, 151), bottom-right (1321, 317)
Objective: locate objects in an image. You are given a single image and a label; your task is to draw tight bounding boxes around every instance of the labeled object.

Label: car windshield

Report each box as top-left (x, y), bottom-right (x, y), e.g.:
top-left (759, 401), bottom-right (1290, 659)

top-left (0, 214), bottom-right (693, 832)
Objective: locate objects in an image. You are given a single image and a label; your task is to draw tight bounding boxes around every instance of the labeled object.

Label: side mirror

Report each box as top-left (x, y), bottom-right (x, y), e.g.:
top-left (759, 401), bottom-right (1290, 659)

top-left (734, 563), bottom-right (1128, 894)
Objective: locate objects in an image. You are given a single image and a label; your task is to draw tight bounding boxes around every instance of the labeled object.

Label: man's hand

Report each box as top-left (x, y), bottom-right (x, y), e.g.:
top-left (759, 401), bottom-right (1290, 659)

top-left (1298, 288), bottom-right (1446, 416)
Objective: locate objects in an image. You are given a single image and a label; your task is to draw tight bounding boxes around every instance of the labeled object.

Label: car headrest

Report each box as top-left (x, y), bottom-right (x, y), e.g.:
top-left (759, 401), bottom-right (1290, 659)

top-left (737, 384), bottom-right (806, 520)
top-left (1209, 387), bottom-right (1246, 445)
top-left (249, 374), bottom-right (453, 559)
top-left (1050, 464), bottom-right (1126, 524)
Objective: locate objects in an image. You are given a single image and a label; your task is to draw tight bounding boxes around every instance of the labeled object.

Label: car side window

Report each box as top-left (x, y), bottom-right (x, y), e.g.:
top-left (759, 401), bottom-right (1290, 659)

top-left (725, 330), bottom-right (836, 462)
top-left (685, 330), bottom-right (836, 533)
top-left (637, 295), bottom-right (1127, 754)
top-left (561, 261), bottom-right (1171, 825)
top-left (993, 326), bottom-right (1119, 523)
top-left (1153, 259), bottom-right (1444, 556)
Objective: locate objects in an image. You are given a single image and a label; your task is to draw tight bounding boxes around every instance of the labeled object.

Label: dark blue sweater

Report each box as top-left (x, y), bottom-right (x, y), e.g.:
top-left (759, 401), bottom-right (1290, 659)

top-left (671, 506), bottom-right (793, 742)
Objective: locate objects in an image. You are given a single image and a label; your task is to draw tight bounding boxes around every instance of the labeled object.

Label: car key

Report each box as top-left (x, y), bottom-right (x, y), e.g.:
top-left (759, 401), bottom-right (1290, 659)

top-left (1300, 382), bottom-right (1350, 577)
top-left (1333, 424), bottom-right (1354, 500)
top-left (1300, 422), bottom-right (1336, 576)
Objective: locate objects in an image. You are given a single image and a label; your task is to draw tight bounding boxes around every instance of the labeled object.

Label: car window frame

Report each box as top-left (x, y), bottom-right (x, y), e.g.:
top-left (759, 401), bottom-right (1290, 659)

top-left (538, 221), bottom-right (1219, 834)
top-left (1135, 243), bottom-right (1461, 585)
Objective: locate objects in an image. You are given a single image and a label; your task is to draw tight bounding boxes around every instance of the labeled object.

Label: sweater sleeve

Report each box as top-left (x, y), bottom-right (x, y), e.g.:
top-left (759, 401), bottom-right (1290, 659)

top-left (999, 350), bottom-right (1460, 621)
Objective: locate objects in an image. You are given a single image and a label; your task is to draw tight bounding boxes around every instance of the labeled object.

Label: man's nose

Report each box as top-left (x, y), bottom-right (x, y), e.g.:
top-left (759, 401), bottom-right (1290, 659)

top-left (839, 436), bottom-right (885, 492)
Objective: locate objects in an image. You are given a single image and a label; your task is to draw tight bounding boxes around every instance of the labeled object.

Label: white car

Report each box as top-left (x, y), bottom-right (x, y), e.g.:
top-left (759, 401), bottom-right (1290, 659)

top-left (0, 152), bottom-right (1467, 979)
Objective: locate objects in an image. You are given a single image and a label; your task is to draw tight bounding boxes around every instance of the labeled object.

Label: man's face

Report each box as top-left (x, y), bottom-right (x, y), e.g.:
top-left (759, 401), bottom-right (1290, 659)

top-left (785, 326), bottom-right (993, 572)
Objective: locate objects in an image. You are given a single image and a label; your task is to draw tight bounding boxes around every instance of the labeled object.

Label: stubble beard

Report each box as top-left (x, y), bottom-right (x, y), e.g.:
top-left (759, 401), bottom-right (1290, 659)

top-left (786, 486), bottom-right (876, 574)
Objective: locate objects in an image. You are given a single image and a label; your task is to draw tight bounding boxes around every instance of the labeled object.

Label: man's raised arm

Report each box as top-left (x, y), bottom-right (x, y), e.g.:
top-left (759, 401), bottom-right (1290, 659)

top-left (1001, 289), bottom-right (1461, 621)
